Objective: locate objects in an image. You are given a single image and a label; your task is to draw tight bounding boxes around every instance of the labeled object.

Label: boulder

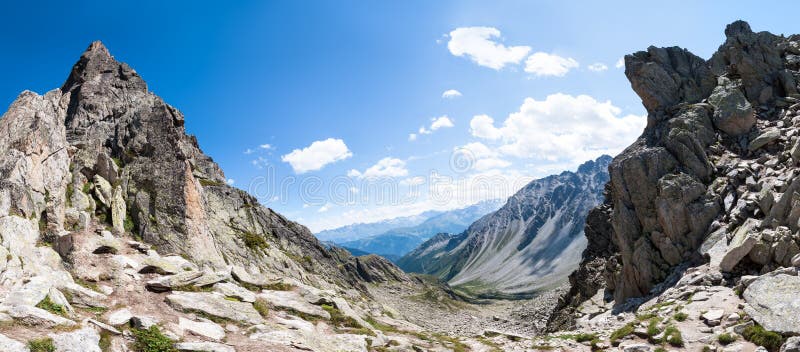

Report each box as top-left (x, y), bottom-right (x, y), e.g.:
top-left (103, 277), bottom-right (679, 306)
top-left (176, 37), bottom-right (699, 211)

top-left (110, 187), bottom-right (126, 234)
top-left (174, 342), bottom-right (236, 352)
top-left (105, 308), bottom-right (133, 326)
top-left (257, 290), bottom-right (330, 319)
top-left (781, 336), bottom-right (800, 352)
top-left (178, 317), bottom-right (225, 341)
top-left (146, 270), bottom-right (203, 292)
top-left (720, 219), bottom-right (760, 272)
top-left (0, 333), bottom-right (27, 352)
top-left (701, 309), bottom-right (725, 326)
top-left (166, 292), bottom-right (263, 325)
top-left (3, 304), bottom-right (76, 327)
top-left (749, 128), bottom-right (781, 151)
top-left (743, 274), bottom-right (800, 334)
top-left (708, 78), bottom-right (755, 136)
top-left (49, 326), bottom-right (101, 352)
top-left (212, 282), bottom-right (256, 303)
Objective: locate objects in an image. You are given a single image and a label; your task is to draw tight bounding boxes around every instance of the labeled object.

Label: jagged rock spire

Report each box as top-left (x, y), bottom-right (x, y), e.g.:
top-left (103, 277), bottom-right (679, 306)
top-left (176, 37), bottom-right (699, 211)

top-left (61, 40), bottom-right (146, 93)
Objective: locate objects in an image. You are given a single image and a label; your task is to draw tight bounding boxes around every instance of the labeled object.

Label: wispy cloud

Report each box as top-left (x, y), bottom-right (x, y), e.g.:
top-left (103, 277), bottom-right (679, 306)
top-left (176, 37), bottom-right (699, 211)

top-left (442, 89), bottom-right (462, 99)
top-left (524, 52), bottom-right (579, 77)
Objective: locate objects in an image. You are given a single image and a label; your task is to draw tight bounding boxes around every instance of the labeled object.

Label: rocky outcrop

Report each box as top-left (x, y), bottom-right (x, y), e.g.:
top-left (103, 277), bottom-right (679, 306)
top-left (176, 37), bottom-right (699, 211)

top-left (400, 156), bottom-right (611, 297)
top-left (566, 21), bottom-right (800, 311)
top-left (743, 273), bottom-right (800, 335)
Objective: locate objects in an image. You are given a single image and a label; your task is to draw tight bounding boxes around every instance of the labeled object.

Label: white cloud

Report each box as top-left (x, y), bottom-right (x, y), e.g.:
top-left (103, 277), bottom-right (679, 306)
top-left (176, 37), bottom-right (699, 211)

top-left (281, 138), bottom-right (352, 174)
top-left (455, 142), bottom-right (511, 171)
top-left (447, 27), bottom-right (531, 70)
top-left (471, 93), bottom-right (645, 164)
top-left (469, 114), bottom-right (503, 140)
top-left (587, 62), bottom-right (608, 72)
top-left (442, 89), bottom-right (462, 99)
top-left (348, 157), bottom-right (408, 179)
top-left (226, 178), bottom-right (235, 185)
top-left (259, 144), bottom-right (273, 150)
top-left (524, 52), bottom-right (579, 77)
top-left (430, 116), bottom-right (454, 131)
top-left (244, 148), bottom-right (254, 155)
top-left (615, 57), bottom-right (625, 69)
top-left (318, 203), bottom-right (332, 213)
top-left (415, 116), bottom-right (454, 138)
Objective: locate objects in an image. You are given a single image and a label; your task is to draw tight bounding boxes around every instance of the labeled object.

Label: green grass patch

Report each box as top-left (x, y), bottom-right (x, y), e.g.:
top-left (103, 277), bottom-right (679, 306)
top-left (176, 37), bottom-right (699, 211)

top-left (322, 304), bottom-right (363, 329)
top-left (253, 298), bottom-right (269, 318)
top-left (742, 324), bottom-right (783, 352)
top-left (718, 332), bottom-right (736, 345)
top-left (132, 326), bottom-right (176, 352)
top-left (663, 325), bottom-right (683, 347)
top-left (36, 296), bottom-right (67, 316)
top-left (28, 337), bottom-right (55, 352)
top-left (240, 231), bottom-right (269, 251)
top-left (610, 322), bottom-right (635, 345)
top-left (673, 311), bottom-right (688, 322)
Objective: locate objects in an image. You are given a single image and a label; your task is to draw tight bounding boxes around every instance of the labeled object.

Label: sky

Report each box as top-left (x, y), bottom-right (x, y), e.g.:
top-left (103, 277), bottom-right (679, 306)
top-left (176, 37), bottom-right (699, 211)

top-left (1, 1), bottom-right (798, 232)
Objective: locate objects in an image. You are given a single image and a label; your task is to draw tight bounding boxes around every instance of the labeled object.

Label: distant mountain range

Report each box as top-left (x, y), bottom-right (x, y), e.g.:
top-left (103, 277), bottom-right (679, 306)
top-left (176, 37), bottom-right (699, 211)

top-left (397, 156), bottom-right (611, 298)
top-left (316, 200), bottom-right (504, 259)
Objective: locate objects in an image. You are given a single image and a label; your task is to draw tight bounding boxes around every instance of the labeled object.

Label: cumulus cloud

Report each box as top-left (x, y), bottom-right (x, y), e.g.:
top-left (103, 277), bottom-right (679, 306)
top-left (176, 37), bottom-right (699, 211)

top-left (442, 89), bottom-right (463, 99)
top-left (259, 144), bottom-right (273, 150)
top-left (430, 116), bottom-right (454, 131)
top-left (281, 138), bottom-right (352, 174)
top-left (455, 142), bottom-right (512, 171)
top-left (469, 114), bottom-right (503, 140)
top-left (348, 157), bottom-right (408, 179)
top-left (408, 133), bottom-right (418, 141)
top-left (616, 57), bottom-right (625, 69)
top-left (524, 52), bottom-right (579, 77)
top-left (226, 178), bottom-right (235, 185)
top-left (447, 27), bottom-right (531, 70)
top-left (469, 93), bottom-right (645, 164)
top-left (587, 62), bottom-right (608, 72)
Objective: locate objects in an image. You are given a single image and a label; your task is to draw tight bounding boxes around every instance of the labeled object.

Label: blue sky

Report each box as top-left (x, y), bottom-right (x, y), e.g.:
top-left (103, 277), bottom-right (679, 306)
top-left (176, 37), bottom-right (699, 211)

top-left (1, 1), bottom-right (798, 231)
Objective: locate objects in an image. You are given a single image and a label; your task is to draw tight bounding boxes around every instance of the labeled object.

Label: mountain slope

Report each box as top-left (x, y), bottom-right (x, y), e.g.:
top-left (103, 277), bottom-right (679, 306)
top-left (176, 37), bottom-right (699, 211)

top-left (338, 199), bottom-right (504, 258)
top-left (399, 156), bottom-right (611, 298)
top-left (315, 211), bottom-right (439, 242)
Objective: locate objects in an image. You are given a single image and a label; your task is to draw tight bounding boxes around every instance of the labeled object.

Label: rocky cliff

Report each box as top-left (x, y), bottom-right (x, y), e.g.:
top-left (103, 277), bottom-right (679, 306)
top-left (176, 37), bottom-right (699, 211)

top-left (399, 156), bottom-right (611, 298)
top-left (551, 21), bottom-right (800, 330)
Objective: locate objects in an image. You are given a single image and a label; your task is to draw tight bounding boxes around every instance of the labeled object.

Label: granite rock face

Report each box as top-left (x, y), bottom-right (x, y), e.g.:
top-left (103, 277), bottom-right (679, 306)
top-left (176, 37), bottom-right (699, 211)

top-left (560, 20), bottom-right (800, 322)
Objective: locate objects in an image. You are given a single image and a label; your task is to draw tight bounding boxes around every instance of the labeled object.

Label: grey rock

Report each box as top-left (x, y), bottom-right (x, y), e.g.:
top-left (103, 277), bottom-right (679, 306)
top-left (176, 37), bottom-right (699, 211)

top-left (87, 318), bottom-right (121, 335)
top-left (174, 342), bottom-right (236, 352)
top-left (257, 290), bottom-right (330, 319)
top-left (0, 333), bottom-right (27, 352)
top-left (781, 336), bottom-right (800, 352)
top-left (749, 128), bottom-right (782, 151)
top-left (743, 274), bottom-right (800, 334)
top-left (178, 317), bottom-right (225, 341)
top-left (166, 292), bottom-right (263, 325)
top-left (3, 304), bottom-right (76, 327)
top-left (720, 219), bottom-right (760, 272)
top-left (145, 270), bottom-right (203, 292)
top-left (105, 308), bottom-right (133, 326)
top-left (701, 309), bottom-right (725, 326)
top-left (212, 282), bottom-right (255, 303)
top-left (130, 315), bottom-right (160, 330)
top-left (708, 78), bottom-right (755, 136)
top-left (49, 327), bottom-right (101, 352)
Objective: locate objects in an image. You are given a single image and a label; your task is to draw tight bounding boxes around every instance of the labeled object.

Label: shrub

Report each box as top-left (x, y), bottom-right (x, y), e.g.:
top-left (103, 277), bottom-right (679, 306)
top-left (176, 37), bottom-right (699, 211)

top-left (132, 326), bottom-right (176, 352)
top-left (241, 231), bottom-right (268, 251)
top-left (673, 312), bottom-right (688, 321)
top-left (28, 338), bottom-right (55, 352)
top-left (742, 325), bottom-right (783, 352)
top-left (574, 333), bottom-right (597, 343)
top-left (253, 298), bottom-right (270, 318)
top-left (718, 333), bottom-right (736, 345)
top-left (646, 318), bottom-right (661, 338)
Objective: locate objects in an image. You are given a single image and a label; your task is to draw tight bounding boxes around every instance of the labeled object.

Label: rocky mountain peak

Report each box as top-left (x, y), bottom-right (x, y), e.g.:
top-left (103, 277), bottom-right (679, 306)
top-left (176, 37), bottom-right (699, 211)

top-left (61, 41), bottom-right (145, 94)
top-left (552, 21), bottom-right (800, 335)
